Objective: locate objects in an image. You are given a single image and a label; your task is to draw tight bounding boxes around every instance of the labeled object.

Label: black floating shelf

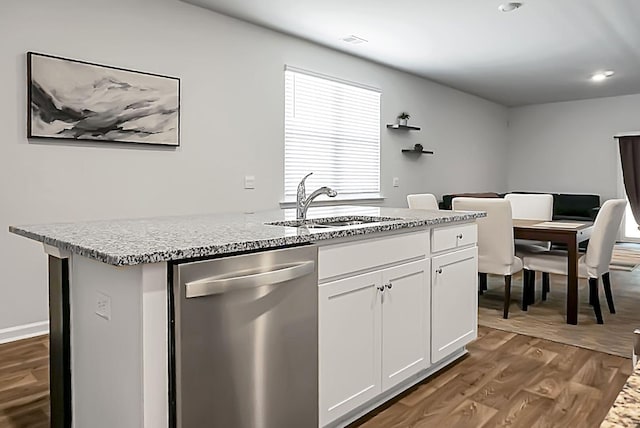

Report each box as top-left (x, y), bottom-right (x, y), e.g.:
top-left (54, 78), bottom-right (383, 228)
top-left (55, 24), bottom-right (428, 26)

top-left (402, 149), bottom-right (434, 155)
top-left (386, 124), bottom-right (421, 131)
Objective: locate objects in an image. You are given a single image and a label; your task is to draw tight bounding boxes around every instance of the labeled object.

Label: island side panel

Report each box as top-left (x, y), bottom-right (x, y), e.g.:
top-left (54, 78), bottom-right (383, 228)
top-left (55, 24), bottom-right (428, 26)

top-left (142, 262), bottom-right (169, 428)
top-left (70, 256), bottom-right (168, 428)
top-left (49, 256), bottom-right (71, 428)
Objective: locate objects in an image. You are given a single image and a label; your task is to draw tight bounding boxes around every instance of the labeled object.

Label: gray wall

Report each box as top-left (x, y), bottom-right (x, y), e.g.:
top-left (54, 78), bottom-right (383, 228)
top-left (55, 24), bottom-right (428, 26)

top-left (507, 93), bottom-right (640, 200)
top-left (0, 0), bottom-right (509, 334)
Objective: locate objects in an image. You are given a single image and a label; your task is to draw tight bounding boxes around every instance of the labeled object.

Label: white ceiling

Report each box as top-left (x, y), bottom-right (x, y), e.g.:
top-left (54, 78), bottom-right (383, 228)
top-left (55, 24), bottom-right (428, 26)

top-left (183, 0), bottom-right (640, 106)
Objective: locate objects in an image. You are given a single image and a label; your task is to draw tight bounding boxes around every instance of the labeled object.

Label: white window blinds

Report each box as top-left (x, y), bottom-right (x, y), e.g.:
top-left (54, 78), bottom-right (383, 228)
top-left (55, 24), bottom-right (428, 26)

top-left (284, 67), bottom-right (381, 199)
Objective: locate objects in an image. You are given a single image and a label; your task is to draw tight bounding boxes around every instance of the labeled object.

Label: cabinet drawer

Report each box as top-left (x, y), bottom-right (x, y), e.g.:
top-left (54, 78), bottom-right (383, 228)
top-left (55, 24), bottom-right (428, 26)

top-left (431, 223), bottom-right (477, 253)
top-left (318, 231), bottom-right (429, 281)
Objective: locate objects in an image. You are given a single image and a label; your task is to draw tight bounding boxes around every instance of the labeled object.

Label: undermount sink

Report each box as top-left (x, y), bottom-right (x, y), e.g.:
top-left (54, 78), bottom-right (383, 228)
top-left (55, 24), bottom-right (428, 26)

top-left (314, 219), bottom-right (370, 227)
top-left (300, 223), bottom-right (333, 229)
top-left (266, 216), bottom-right (402, 229)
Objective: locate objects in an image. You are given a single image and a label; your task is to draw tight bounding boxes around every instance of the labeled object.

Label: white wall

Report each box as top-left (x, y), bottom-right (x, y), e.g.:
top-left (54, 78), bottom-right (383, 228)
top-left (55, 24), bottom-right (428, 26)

top-left (0, 0), bottom-right (508, 333)
top-left (507, 93), bottom-right (640, 200)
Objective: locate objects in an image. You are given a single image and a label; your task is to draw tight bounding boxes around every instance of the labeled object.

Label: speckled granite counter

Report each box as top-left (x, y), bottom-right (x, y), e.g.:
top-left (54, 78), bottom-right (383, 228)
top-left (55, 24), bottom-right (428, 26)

top-left (9, 205), bottom-right (484, 266)
top-left (601, 363), bottom-right (640, 427)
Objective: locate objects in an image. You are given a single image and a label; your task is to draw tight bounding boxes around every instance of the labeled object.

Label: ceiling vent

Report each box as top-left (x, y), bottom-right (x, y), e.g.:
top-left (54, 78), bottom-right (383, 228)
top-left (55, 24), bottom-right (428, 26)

top-left (341, 35), bottom-right (368, 45)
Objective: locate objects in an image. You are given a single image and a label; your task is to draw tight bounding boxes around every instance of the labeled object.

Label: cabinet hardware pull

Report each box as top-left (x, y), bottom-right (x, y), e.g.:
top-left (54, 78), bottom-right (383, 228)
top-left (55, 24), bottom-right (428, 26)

top-left (437, 268), bottom-right (443, 274)
top-left (457, 234), bottom-right (463, 239)
top-left (386, 282), bottom-right (393, 289)
top-left (377, 284), bottom-right (385, 292)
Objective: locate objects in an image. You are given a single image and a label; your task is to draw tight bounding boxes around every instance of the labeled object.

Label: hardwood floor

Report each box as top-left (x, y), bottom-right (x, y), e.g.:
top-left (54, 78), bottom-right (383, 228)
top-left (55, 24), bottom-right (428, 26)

top-left (0, 328), bottom-right (631, 428)
top-left (0, 336), bottom-right (49, 428)
top-left (351, 327), bottom-right (631, 428)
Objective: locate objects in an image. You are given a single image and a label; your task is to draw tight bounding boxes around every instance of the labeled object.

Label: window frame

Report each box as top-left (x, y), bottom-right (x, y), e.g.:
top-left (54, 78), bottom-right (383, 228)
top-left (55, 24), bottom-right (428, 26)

top-left (282, 66), bottom-right (383, 205)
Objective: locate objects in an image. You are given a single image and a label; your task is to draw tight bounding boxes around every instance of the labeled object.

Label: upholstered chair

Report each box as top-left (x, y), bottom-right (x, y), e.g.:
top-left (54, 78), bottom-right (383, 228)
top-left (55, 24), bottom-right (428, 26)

top-left (504, 193), bottom-right (554, 223)
top-left (407, 193), bottom-right (439, 210)
top-left (504, 193), bottom-right (554, 300)
top-left (452, 197), bottom-right (523, 318)
top-left (522, 199), bottom-right (626, 324)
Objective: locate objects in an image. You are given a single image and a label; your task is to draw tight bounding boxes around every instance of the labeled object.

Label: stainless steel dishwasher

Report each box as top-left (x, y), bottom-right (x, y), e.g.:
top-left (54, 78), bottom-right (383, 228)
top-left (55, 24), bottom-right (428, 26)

top-left (172, 245), bottom-right (318, 428)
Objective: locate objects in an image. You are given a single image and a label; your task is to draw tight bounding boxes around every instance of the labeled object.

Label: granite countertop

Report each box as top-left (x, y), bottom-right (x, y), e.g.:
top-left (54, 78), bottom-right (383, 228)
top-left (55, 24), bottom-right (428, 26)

top-left (9, 205), bottom-right (484, 266)
top-left (601, 362), bottom-right (640, 427)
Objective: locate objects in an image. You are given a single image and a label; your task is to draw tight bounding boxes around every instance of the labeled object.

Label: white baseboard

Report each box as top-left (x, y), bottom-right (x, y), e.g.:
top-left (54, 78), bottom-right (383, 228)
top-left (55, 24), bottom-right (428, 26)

top-left (0, 321), bottom-right (49, 344)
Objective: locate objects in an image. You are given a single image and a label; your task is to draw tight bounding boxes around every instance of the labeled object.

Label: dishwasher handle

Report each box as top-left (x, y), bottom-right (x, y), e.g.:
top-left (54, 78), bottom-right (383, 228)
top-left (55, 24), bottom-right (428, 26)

top-left (185, 260), bottom-right (315, 298)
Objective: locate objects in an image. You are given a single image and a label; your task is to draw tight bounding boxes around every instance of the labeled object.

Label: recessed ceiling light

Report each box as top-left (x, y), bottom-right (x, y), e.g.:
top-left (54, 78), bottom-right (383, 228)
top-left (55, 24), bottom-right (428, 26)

top-left (498, 2), bottom-right (523, 12)
top-left (341, 35), bottom-right (368, 45)
top-left (591, 71), bottom-right (615, 82)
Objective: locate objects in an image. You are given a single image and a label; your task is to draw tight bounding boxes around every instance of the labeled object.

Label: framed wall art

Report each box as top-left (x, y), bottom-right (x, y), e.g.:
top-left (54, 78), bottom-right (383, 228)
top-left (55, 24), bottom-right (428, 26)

top-left (27, 52), bottom-right (180, 146)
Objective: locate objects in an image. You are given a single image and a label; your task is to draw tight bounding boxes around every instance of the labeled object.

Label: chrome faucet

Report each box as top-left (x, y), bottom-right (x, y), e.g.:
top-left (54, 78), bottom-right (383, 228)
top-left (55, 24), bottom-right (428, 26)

top-left (296, 172), bottom-right (338, 221)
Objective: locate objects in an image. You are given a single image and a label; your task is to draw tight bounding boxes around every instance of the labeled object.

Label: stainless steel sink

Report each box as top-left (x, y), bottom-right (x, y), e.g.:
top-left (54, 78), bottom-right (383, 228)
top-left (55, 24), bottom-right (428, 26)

top-left (313, 219), bottom-right (369, 227)
top-left (266, 216), bottom-right (401, 229)
top-left (300, 223), bottom-right (333, 229)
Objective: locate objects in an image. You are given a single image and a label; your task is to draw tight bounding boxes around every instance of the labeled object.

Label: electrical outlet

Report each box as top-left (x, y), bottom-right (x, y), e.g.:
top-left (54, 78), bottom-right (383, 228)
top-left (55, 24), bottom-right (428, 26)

top-left (393, 177), bottom-right (400, 187)
top-left (244, 175), bottom-right (255, 189)
top-left (96, 292), bottom-right (111, 321)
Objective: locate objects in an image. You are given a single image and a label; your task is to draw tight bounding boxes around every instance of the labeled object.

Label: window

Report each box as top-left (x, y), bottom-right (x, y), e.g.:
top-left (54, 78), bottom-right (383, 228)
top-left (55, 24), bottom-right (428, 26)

top-left (284, 67), bottom-right (381, 201)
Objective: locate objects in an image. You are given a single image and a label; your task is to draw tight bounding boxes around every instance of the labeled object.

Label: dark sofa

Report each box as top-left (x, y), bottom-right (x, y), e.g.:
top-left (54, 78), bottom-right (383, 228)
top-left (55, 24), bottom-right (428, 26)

top-left (552, 193), bottom-right (600, 221)
top-left (440, 191), bottom-right (600, 222)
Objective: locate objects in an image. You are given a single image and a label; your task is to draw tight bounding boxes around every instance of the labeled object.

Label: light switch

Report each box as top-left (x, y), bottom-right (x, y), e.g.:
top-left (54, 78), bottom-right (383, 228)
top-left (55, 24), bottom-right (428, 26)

top-left (96, 292), bottom-right (111, 321)
top-left (393, 177), bottom-right (400, 187)
top-left (244, 175), bottom-right (256, 189)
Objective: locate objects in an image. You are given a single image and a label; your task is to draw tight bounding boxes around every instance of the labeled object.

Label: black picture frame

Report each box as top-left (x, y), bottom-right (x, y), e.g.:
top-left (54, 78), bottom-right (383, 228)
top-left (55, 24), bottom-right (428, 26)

top-left (27, 52), bottom-right (181, 147)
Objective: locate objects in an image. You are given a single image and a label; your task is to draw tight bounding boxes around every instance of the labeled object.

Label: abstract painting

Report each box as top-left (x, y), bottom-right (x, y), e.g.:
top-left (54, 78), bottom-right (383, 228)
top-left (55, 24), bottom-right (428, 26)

top-left (27, 52), bottom-right (180, 146)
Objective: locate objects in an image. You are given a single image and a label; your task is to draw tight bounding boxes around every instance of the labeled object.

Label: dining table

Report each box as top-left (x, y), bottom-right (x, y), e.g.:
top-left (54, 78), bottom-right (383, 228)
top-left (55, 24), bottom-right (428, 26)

top-left (513, 219), bottom-right (594, 325)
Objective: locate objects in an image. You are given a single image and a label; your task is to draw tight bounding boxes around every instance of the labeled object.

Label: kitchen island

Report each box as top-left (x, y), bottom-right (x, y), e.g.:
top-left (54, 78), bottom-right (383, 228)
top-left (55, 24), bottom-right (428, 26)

top-left (10, 205), bottom-right (484, 428)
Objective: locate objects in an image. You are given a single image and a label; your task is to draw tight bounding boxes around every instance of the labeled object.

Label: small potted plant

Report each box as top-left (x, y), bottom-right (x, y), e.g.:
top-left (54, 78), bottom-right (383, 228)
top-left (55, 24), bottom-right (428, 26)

top-left (397, 112), bottom-right (410, 126)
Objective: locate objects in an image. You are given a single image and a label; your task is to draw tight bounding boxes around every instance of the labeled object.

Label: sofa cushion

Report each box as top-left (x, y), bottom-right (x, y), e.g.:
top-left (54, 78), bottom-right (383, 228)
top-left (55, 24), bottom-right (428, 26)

top-left (553, 194), bottom-right (600, 221)
top-left (441, 192), bottom-right (501, 210)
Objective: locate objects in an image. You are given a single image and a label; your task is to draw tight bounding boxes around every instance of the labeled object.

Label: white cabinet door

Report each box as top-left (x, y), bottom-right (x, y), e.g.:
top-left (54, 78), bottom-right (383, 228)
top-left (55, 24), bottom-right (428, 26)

top-left (431, 247), bottom-right (478, 363)
top-left (380, 259), bottom-right (430, 391)
top-left (319, 271), bottom-right (382, 426)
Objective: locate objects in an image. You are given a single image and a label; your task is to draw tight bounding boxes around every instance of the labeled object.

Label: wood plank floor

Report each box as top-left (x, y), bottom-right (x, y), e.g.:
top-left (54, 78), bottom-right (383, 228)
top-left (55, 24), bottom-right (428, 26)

top-left (0, 328), bottom-right (631, 428)
top-left (351, 327), bottom-right (631, 428)
top-left (0, 336), bottom-right (49, 428)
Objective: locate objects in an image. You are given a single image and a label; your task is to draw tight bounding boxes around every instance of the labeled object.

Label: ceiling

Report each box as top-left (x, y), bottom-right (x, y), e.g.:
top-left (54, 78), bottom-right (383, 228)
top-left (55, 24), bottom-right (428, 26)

top-left (182, 0), bottom-right (640, 107)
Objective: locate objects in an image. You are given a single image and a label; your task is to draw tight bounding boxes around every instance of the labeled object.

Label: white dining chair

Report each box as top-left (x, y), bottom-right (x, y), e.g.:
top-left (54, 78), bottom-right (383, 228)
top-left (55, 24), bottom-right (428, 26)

top-left (504, 193), bottom-right (554, 222)
top-left (521, 199), bottom-right (626, 324)
top-left (407, 193), bottom-right (439, 210)
top-left (505, 193), bottom-right (554, 300)
top-left (452, 197), bottom-right (523, 318)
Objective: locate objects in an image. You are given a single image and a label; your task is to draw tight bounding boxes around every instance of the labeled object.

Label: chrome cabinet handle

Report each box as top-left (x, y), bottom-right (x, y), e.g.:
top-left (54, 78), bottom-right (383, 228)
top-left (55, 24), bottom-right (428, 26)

top-left (386, 282), bottom-right (393, 290)
top-left (457, 233), bottom-right (463, 239)
top-left (185, 260), bottom-right (315, 298)
top-left (436, 268), bottom-right (443, 274)
top-left (377, 284), bottom-right (386, 292)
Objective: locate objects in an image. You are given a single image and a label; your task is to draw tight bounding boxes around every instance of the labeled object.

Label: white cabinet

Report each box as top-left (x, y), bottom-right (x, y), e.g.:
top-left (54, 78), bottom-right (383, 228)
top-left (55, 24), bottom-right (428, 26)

top-left (431, 246), bottom-right (478, 363)
top-left (318, 232), bottom-right (429, 281)
top-left (381, 260), bottom-right (429, 391)
top-left (319, 271), bottom-right (382, 426)
top-left (431, 223), bottom-right (477, 253)
top-left (319, 258), bottom-right (429, 426)
top-left (318, 226), bottom-right (478, 427)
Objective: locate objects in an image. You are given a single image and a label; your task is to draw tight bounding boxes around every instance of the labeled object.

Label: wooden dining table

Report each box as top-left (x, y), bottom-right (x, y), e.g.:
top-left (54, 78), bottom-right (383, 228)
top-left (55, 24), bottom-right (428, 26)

top-left (513, 219), bottom-right (594, 325)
